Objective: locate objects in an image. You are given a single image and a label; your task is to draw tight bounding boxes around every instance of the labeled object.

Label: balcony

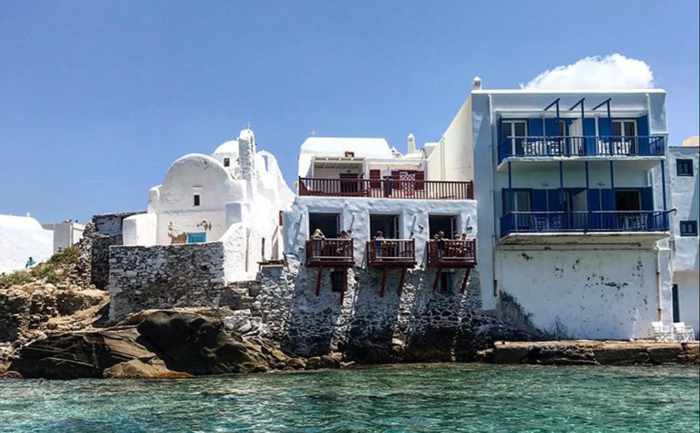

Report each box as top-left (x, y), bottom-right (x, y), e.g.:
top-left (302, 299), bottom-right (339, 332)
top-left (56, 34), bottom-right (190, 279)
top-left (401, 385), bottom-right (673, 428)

top-left (500, 211), bottom-right (670, 238)
top-left (498, 136), bottom-right (665, 163)
top-left (299, 177), bottom-right (474, 200)
top-left (305, 239), bottom-right (354, 268)
top-left (366, 239), bottom-right (416, 268)
top-left (426, 239), bottom-right (477, 268)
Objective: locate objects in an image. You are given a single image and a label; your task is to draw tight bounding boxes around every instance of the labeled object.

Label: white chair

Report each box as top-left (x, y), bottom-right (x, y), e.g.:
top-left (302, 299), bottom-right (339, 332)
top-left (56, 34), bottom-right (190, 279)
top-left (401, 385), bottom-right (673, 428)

top-left (649, 321), bottom-right (674, 342)
top-left (673, 322), bottom-right (696, 342)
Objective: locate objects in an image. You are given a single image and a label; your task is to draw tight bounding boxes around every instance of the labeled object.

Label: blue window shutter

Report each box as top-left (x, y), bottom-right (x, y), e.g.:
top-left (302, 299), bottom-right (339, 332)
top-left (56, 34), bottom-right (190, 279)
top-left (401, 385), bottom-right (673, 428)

top-left (502, 188), bottom-right (510, 215)
top-left (532, 189), bottom-right (548, 211)
top-left (528, 119), bottom-right (543, 137)
top-left (588, 189), bottom-right (601, 210)
top-left (583, 118), bottom-right (597, 155)
top-left (637, 115), bottom-right (650, 154)
top-left (602, 189), bottom-right (615, 210)
top-left (597, 118), bottom-right (611, 136)
top-left (548, 189), bottom-right (562, 211)
top-left (187, 232), bottom-right (207, 244)
top-left (641, 187), bottom-right (654, 210)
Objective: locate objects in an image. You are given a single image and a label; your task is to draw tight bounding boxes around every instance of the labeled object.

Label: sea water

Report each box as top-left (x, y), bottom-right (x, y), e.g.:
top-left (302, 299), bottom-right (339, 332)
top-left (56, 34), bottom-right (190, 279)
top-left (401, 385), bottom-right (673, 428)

top-left (0, 364), bottom-right (698, 433)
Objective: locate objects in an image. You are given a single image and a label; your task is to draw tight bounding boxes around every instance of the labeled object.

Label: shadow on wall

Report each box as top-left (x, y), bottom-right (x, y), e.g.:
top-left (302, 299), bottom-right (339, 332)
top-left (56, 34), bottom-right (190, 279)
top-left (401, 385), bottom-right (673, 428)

top-left (496, 291), bottom-right (556, 339)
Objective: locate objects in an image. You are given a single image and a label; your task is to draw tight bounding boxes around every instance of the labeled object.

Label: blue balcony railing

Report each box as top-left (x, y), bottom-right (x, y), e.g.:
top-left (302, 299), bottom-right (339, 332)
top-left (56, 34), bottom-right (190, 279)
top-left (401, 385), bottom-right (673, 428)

top-left (500, 210), bottom-right (670, 237)
top-left (499, 136), bottom-right (665, 161)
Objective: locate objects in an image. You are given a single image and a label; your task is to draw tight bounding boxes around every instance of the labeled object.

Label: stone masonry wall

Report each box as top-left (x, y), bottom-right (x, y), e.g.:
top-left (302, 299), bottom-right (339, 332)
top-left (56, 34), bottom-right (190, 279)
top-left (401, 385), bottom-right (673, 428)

top-left (108, 243), bottom-right (227, 320)
top-left (91, 212), bottom-right (143, 289)
top-left (251, 257), bottom-right (484, 362)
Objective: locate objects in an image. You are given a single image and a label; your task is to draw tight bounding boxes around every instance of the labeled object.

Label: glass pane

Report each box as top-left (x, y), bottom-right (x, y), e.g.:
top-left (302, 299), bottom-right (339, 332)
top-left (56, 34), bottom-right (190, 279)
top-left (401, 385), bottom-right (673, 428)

top-left (624, 122), bottom-right (636, 137)
top-left (559, 121), bottom-right (566, 136)
top-left (514, 122), bottom-right (526, 137)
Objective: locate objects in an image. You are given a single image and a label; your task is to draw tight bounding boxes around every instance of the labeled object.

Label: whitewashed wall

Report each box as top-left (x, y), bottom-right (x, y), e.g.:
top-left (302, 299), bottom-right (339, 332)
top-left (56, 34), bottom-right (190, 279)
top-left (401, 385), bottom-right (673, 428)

top-left (122, 213), bottom-right (157, 246)
top-left (283, 196), bottom-right (477, 267)
top-left (496, 246), bottom-right (662, 339)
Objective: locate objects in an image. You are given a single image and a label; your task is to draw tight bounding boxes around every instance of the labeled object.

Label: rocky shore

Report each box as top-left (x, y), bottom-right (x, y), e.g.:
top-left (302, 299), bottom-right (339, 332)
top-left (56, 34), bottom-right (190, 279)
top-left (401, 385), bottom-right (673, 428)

top-left (1, 230), bottom-right (697, 381)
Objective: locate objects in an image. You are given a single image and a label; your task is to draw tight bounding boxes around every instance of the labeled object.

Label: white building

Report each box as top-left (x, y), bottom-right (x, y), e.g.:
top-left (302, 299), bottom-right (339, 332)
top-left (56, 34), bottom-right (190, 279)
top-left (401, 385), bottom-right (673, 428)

top-left (42, 220), bottom-right (85, 253)
top-left (122, 128), bottom-right (294, 282)
top-left (437, 78), bottom-right (673, 339)
top-left (669, 136), bottom-right (699, 336)
top-left (286, 135), bottom-right (477, 296)
top-left (0, 214), bottom-right (53, 274)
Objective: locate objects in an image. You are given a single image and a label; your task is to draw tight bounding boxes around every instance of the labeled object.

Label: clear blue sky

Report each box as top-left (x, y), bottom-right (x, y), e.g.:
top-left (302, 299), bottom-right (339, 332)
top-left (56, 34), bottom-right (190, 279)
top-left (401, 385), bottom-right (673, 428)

top-left (2, 1), bottom-right (698, 223)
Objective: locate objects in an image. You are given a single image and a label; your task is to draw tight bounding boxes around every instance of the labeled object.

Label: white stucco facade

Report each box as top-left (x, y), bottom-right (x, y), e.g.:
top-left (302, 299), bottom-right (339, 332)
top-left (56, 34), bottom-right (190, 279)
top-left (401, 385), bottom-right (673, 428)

top-left (0, 214), bottom-right (53, 274)
top-left (669, 143), bottom-right (699, 335)
top-left (438, 84), bottom-right (674, 339)
top-left (122, 128), bottom-right (294, 282)
top-left (42, 220), bottom-right (85, 253)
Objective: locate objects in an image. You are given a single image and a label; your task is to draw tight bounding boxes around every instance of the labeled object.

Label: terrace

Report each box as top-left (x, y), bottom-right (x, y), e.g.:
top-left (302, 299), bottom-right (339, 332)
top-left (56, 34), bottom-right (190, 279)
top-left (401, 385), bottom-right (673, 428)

top-left (425, 239), bottom-right (477, 293)
top-left (366, 239), bottom-right (417, 297)
top-left (298, 177), bottom-right (474, 200)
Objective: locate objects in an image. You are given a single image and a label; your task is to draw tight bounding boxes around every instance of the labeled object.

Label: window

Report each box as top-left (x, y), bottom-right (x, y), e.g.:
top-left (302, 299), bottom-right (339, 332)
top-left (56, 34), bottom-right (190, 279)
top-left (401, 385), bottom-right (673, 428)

top-left (370, 214), bottom-right (399, 239)
top-left (680, 220), bottom-right (698, 237)
top-left (429, 215), bottom-right (458, 238)
top-left (223, 157), bottom-right (230, 167)
top-left (615, 189), bottom-right (641, 211)
top-left (502, 120), bottom-right (527, 155)
top-left (193, 194), bottom-right (200, 207)
top-left (677, 159), bottom-right (694, 177)
top-left (309, 212), bottom-right (340, 238)
top-left (612, 120), bottom-right (637, 137)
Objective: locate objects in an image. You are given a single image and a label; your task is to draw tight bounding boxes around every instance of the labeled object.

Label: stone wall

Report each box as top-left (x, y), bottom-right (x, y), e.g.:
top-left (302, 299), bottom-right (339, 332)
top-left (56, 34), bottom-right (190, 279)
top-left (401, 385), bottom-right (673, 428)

top-left (91, 212), bottom-right (143, 289)
top-left (251, 257), bottom-right (487, 362)
top-left (108, 243), bottom-right (228, 320)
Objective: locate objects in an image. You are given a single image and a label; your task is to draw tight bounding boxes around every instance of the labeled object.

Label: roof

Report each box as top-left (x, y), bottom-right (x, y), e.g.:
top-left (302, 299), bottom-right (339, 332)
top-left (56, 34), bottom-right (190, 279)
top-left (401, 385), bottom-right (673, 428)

top-left (300, 137), bottom-right (393, 159)
top-left (472, 88), bottom-right (666, 95)
top-left (213, 140), bottom-right (239, 155)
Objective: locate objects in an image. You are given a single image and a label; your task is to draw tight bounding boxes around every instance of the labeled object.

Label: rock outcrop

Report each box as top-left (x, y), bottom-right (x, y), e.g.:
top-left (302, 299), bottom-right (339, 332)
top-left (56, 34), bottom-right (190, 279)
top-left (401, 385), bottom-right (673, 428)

top-left (482, 340), bottom-right (700, 365)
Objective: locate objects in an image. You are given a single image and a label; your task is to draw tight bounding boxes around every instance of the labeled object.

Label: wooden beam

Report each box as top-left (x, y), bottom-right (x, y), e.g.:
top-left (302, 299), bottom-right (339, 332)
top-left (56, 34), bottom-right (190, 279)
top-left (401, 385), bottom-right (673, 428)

top-left (432, 268), bottom-right (442, 292)
top-left (397, 268), bottom-right (406, 296)
top-left (379, 268), bottom-right (388, 297)
top-left (460, 267), bottom-right (472, 294)
top-left (315, 267), bottom-right (323, 296)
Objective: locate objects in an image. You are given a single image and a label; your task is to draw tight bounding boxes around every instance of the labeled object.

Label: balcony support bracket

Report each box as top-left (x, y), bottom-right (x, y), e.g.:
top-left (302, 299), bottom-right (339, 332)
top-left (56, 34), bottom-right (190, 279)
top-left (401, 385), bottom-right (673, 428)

top-left (315, 267), bottom-right (323, 296)
top-left (432, 268), bottom-right (442, 292)
top-left (460, 267), bottom-right (473, 294)
top-left (379, 268), bottom-right (388, 298)
top-left (398, 268), bottom-right (406, 296)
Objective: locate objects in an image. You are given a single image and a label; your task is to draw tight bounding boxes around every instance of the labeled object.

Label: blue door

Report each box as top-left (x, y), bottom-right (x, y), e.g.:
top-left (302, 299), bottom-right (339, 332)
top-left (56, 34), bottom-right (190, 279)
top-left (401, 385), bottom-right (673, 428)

top-left (186, 232), bottom-right (207, 244)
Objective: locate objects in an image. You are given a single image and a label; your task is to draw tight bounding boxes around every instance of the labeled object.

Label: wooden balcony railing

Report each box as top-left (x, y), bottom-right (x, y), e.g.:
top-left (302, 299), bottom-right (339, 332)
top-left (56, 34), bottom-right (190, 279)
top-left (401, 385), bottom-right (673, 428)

top-left (305, 239), bottom-right (354, 267)
top-left (298, 177), bottom-right (474, 200)
top-left (426, 239), bottom-right (477, 268)
top-left (366, 239), bottom-right (416, 267)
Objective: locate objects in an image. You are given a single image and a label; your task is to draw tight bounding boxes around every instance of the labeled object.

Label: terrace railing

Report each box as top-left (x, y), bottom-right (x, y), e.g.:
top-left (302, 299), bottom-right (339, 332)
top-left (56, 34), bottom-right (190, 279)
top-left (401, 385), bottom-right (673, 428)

top-left (366, 239), bottom-right (416, 267)
top-left (426, 239), bottom-right (477, 268)
top-left (298, 177), bottom-right (474, 200)
top-left (500, 210), bottom-right (671, 236)
top-left (305, 239), bottom-right (354, 267)
top-left (499, 135), bottom-right (665, 161)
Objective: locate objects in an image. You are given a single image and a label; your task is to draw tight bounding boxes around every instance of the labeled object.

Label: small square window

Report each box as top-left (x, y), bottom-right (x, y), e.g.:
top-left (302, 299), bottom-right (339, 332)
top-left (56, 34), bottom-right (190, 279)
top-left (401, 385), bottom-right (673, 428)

top-left (223, 157), bottom-right (230, 167)
top-left (676, 159), bottom-right (694, 177)
top-left (193, 194), bottom-right (200, 207)
top-left (680, 220), bottom-right (698, 237)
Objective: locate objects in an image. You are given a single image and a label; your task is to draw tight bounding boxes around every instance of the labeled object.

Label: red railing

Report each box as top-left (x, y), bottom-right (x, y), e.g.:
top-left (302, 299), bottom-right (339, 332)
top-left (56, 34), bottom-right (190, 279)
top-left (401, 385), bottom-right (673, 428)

top-left (305, 239), bottom-right (354, 267)
top-left (426, 239), bottom-right (476, 267)
top-left (366, 239), bottom-right (416, 266)
top-left (298, 177), bottom-right (474, 200)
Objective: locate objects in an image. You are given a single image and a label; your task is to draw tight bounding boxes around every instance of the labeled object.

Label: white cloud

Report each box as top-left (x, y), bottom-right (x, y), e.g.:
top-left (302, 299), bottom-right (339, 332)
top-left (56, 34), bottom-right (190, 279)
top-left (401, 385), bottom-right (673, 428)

top-left (522, 54), bottom-right (654, 90)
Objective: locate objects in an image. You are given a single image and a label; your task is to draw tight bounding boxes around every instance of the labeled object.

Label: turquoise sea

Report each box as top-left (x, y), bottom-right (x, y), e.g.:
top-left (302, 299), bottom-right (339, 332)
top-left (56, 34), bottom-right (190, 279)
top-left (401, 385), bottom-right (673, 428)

top-left (1, 364), bottom-right (698, 433)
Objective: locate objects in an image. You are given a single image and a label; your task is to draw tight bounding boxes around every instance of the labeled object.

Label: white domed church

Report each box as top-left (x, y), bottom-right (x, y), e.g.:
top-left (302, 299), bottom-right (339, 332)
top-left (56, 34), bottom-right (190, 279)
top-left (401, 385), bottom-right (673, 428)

top-left (121, 128), bottom-right (294, 281)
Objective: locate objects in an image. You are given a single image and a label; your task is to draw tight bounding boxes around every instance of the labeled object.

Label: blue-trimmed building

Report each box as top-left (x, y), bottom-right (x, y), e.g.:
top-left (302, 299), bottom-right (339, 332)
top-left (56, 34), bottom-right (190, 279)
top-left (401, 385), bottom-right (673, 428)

top-left (437, 79), bottom-right (673, 339)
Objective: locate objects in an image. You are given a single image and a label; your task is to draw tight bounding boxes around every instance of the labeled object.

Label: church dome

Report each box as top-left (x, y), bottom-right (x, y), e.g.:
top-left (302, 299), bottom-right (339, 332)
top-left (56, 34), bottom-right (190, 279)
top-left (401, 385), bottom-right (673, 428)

top-left (213, 140), bottom-right (240, 155)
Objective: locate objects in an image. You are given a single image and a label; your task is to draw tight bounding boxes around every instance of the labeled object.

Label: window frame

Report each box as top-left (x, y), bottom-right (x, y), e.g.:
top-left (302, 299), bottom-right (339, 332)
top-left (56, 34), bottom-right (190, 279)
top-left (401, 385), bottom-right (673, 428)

top-left (679, 220), bottom-right (698, 237)
top-left (502, 120), bottom-right (528, 155)
top-left (676, 159), bottom-right (694, 177)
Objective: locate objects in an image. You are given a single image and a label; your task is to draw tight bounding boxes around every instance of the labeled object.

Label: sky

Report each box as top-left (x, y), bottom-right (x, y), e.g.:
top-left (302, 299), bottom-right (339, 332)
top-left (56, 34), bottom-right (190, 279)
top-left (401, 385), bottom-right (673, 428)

top-left (1, 1), bottom-right (698, 223)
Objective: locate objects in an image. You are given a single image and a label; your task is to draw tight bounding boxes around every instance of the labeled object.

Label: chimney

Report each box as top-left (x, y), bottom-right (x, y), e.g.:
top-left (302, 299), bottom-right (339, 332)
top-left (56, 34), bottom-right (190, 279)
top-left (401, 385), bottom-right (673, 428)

top-left (407, 133), bottom-right (416, 154)
top-left (472, 75), bottom-right (482, 90)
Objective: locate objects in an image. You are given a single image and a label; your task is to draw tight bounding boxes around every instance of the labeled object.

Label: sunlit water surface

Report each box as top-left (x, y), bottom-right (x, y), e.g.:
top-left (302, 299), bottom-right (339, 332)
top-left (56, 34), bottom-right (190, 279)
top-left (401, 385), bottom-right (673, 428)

top-left (1, 363), bottom-right (698, 433)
